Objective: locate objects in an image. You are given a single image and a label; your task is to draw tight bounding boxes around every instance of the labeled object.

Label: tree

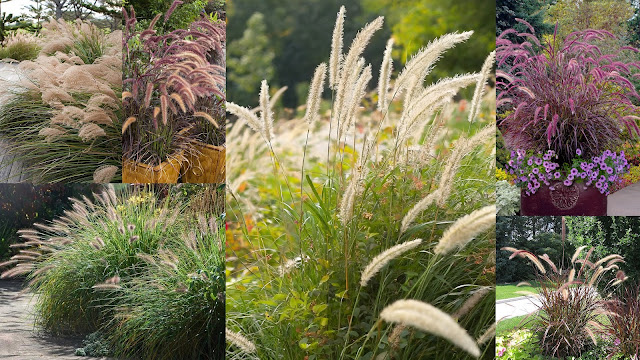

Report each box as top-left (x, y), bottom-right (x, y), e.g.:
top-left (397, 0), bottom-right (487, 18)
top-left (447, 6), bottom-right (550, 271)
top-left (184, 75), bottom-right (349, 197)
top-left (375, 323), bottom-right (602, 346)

top-left (227, 12), bottom-right (275, 107)
top-left (363, 0), bottom-right (495, 88)
top-left (497, 0), bottom-right (554, 40)
top-left (227, 0), bottom-right (382, 107)
top-left (547, 0), bottom-right (635, 40)
top-left (46, 0), bottom-right (69, 19)
top-left (24, 0), bottom-right (45, 30)
top-left (497, 216), bottom-right (568, 283)
top-left (566, 216), bottom-right (640, 282)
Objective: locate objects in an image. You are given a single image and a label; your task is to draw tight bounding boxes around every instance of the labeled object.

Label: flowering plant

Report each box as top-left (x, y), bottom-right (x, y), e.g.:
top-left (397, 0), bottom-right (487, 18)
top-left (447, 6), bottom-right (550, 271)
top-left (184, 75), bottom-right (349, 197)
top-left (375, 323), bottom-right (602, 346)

top-left (122, 0), bottom-right (225, 165)
top-left (506, 148), bottom-right (629, 195)
top-left (497, 20), bottom-right (640, 164)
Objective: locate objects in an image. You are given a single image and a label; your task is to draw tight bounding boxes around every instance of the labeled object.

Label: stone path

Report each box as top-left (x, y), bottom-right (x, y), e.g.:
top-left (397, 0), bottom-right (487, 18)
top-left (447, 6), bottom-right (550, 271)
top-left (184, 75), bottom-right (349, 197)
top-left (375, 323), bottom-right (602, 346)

top-left (0, 63), bottom-right (26, 183)
top-left (0, 280), bottom-right (80, 359)
top-left (496, 295), bottom-right (540, 321)
top-left (608, 182), bottom-right (640, 216)
top-left (0, 139), bottom-right (25, 182)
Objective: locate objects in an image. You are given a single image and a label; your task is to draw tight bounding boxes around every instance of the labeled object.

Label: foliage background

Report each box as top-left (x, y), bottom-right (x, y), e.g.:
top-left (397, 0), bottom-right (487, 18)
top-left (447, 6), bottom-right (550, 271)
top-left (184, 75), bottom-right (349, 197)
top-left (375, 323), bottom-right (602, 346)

top-left (226, 0), bottom-right (496, 107)
top-left (0, 184), bottom-right (98, 261)
top-left (497, 216), bottom-right (640, 283)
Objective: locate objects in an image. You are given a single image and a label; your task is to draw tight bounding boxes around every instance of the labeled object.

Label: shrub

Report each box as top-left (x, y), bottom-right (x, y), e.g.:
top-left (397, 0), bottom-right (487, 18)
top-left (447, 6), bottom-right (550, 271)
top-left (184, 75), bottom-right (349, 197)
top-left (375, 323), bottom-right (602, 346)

top-left (502, 247), bottom-right (625, 358)
top-left (496, 180), bottom-right (519, 216)
top-left (497, 20), bottom-right (640, 164)
top-left (496, 329), bottom-right (544, 359)
top-left (0, 32), bottom-right (40, 61)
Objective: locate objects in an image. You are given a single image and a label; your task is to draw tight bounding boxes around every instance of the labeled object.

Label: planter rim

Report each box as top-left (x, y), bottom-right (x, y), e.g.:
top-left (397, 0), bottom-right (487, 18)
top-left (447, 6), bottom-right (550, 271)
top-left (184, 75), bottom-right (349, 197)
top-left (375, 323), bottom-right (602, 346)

top-left (123, 150), bottom-right (186, 171)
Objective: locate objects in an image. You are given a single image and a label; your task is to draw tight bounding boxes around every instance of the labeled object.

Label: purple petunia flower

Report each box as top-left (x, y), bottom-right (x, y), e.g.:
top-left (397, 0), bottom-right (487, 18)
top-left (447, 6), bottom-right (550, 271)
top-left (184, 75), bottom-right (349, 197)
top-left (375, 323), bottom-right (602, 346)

top-left (576, 148), bottom-right (582, 156)
top-left (564, 179), bottom-right (572, 186)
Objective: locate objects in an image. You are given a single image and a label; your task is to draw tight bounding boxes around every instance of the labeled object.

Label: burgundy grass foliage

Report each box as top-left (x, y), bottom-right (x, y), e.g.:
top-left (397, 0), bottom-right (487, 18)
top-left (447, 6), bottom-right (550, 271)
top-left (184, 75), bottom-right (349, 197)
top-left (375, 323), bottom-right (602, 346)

top-left (122, 0), bottom-right (225, 163)
top-left (497, 19), bottom-right (640, 163)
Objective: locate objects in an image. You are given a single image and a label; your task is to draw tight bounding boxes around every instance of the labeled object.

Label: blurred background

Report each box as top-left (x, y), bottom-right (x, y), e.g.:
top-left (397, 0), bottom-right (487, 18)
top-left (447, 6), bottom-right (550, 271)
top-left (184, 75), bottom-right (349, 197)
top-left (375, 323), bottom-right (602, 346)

top-left (226, 0), bottom-right (496, 108)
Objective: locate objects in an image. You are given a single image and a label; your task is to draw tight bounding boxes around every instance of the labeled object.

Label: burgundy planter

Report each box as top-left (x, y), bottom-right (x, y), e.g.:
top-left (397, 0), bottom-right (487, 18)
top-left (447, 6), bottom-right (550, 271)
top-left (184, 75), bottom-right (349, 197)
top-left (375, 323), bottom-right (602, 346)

top-left (520, 181), bottom-right (607, 216)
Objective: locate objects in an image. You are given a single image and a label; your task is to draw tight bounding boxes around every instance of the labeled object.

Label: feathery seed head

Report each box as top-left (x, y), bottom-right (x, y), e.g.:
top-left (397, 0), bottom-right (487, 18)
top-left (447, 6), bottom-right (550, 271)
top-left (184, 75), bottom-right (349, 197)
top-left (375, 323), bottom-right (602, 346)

top-left (329, 6), bottom-right (346, 88)
top-left (304, 63), bottom-right (327, 126)
top-left (360, 239), bottom-right (422, 287)
top-left (380, 299), bottom-right (481, 358)
top-left (434, 205), bottom-right (496, 255)
top-left (226, 328), bottom-right (256, 353)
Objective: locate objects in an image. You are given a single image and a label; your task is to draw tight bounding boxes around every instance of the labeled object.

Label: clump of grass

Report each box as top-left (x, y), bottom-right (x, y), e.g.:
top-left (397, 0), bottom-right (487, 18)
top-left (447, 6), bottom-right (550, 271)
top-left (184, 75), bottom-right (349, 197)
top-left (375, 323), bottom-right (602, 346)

top-left (0, 19), bottom-right (122, 183)
top-left (122, 0), bottom-right (226, 166)
top-left (502, 247), bottom-right (625, 358)
top-left (1, 186), bottom-right (184, 333)
top-left (0, 185), bottom-right (226, 358)
top-left (606, 282), bottom-right (640, 358)
top-left (108, 216), bottom-right (225, 360)
top-left (0, 32), bottom-right (40, 61)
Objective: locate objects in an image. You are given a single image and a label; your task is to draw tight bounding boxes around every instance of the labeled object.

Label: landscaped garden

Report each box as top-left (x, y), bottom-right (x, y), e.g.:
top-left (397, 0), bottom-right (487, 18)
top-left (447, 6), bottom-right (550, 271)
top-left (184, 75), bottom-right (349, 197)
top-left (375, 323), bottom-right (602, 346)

top-left (225, 5), bottom-right (496, 359)
top-left (496, 0), bottom-right (640, 216)
top-left (0, 184), bottom-right (226, 359)
top-left (496, 216), bottom-right (640, 359)
top-left (0, 2), bottom-right (122, 183)
top-left (122, 0), bottom-right (226, 184)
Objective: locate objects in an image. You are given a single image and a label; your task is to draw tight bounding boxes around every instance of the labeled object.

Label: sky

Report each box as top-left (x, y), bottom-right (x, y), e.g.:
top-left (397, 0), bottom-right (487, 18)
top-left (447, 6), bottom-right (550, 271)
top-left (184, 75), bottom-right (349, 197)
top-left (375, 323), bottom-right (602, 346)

top-left (2, 0), bottom-right (35, 16)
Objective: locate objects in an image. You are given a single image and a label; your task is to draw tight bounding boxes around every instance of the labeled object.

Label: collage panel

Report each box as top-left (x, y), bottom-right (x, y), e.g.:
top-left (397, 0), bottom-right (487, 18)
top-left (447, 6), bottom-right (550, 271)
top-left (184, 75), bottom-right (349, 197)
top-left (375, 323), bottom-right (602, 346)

top-left (0, 0), bottom-right (638, 359)
top-left (122, 0), bottom-right (226, 184)
top-left (0, 0), bottom-right (121, 183)
top-left (496, 0), bottom-right (640, 216)
top-left (496, 216), bottom-right (640, 359)
top-left (225, 1), bottom-right (496, 359)
top-left (0, 183), bottom-right (226, 358)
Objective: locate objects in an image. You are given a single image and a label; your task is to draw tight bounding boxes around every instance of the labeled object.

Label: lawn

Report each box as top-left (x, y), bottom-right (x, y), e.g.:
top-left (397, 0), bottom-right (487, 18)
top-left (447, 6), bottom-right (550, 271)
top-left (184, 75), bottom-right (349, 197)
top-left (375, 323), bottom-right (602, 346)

top-left (497, 314), bottom-right (534, 336)
top-left (497, 282), bottom-right (540, 300)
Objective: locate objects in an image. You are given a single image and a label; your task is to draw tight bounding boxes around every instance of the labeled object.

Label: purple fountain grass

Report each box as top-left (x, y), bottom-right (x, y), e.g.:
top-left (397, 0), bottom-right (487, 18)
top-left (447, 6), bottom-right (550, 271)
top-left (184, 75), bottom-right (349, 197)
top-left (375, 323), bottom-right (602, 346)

top-left (497, 19), bottom-right (640, 164)
top-left (502, 246), bottom-right (626, 358)
top-left (122, 0), bottom-right (226, 164)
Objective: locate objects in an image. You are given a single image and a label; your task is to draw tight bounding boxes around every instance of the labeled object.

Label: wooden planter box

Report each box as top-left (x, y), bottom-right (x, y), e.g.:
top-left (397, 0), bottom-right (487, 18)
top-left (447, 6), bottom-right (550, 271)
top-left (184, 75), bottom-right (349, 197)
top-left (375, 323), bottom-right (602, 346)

top-left (520, 181), bottom-right (607, 215)
top-left (182, 141), bottom-right (225, 184)
top-left (122, 152), bottom-right (184, 184)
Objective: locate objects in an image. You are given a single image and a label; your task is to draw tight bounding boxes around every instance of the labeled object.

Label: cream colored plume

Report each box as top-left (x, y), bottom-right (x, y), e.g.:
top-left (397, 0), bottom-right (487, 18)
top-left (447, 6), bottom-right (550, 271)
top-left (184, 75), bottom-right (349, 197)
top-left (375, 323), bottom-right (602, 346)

top-left (434, 205), bottom-right (496, 255)
top-left (226, 327), bottom-right (256, 354)
top-left (360, 239), bottom-right (422, 287)
top-left (380, 299), bottom-right (481, 358)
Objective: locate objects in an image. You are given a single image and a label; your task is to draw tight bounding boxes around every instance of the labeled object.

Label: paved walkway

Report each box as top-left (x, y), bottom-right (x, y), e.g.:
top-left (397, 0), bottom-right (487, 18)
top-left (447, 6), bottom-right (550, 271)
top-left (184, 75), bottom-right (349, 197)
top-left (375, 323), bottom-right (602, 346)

top-left (0, 280), bottom-right (80, 359)
top-left (0, 63), bottom-right (26, 183)
top-left (496, 295), bottom-right (540, 321)
top-left (608, 182), bottom-right (640, 216)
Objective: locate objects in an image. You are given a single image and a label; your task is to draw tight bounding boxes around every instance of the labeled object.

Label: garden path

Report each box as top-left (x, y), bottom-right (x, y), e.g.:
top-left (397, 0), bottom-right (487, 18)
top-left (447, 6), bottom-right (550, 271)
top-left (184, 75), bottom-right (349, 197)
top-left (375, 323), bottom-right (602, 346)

top-left (608, 182), bottom-right (640, 216)
top-left (0, 280), bottom-right (81, 359)
top-left (496, 295), bottom-right (540, 321)
top-left (0, 63), bottom-right (26, 183)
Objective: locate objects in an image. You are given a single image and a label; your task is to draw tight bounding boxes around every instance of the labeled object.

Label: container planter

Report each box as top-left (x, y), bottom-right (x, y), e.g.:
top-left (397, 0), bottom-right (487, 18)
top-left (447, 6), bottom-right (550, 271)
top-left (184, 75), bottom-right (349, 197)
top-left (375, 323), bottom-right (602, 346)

top-left (123, 151), bottom-right (185, 184)
top-left (182, 141), bottom-right (225, 184)
top-left (520, 181), bottom-right (607, 216)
